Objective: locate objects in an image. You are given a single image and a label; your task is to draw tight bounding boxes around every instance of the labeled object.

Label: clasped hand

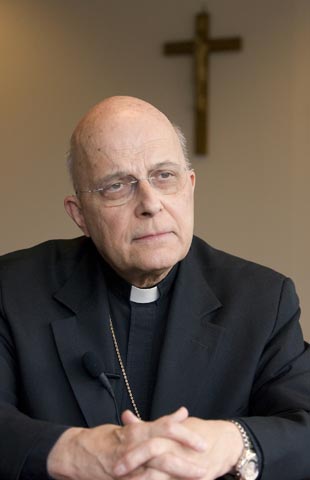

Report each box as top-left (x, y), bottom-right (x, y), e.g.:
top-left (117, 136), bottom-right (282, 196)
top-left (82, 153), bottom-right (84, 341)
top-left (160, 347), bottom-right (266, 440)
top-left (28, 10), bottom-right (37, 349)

top-left (47, 407), bottom-right (242, 480)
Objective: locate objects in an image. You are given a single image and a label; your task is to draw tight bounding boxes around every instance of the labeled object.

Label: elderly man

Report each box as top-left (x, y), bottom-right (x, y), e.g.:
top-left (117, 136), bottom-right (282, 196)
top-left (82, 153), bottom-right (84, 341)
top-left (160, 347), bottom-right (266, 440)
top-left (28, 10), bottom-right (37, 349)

top-left (0, 96), bottom-right (309, 480)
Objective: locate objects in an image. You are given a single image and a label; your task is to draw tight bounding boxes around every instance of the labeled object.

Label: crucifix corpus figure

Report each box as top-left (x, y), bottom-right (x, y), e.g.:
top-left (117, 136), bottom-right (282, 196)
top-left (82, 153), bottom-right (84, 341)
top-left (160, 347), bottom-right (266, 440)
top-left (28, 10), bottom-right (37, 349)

top-left (163, 11), bottom-right (242, 155)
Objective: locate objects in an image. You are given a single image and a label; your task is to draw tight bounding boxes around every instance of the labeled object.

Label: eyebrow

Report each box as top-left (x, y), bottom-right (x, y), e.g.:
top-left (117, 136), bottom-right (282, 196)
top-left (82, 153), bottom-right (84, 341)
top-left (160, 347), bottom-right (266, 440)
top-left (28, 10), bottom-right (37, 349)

top-left (93, 161), bottom-right (181, 187)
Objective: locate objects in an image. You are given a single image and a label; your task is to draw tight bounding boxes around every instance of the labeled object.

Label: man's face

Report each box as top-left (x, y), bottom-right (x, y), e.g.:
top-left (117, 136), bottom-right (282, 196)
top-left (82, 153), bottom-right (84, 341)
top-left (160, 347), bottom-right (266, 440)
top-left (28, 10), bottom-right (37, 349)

top-left (65, 104), bottom-right (195, 287)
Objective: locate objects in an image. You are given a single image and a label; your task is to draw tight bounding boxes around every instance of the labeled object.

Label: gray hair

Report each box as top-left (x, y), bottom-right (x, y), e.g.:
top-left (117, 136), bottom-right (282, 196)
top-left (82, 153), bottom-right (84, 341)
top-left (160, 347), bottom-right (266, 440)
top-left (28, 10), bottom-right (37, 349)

top-left (172, 124), bottom-right (191, 169)
top-left (66, 135), bottom-right (77, 188)
top-left (66, 123), bottom-right (191, 187)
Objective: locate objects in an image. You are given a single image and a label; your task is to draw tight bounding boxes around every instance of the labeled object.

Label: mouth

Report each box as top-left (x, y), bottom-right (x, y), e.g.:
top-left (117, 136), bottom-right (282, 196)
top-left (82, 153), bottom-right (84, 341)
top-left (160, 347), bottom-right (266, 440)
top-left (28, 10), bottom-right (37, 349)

top-left (133, 231), bottom-right (173, 242)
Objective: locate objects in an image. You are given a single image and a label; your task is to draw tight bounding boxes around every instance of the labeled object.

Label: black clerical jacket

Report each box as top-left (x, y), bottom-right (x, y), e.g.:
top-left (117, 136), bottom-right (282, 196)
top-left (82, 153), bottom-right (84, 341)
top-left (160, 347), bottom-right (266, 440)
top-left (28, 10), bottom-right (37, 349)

top-left (0, 236), bottom-right (309, 479)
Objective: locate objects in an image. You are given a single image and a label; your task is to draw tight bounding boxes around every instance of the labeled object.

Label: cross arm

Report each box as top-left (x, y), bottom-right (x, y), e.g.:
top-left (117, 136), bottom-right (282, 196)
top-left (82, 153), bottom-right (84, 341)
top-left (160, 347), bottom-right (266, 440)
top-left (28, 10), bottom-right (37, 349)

top-left (209, 37), bottom-right (242, 52)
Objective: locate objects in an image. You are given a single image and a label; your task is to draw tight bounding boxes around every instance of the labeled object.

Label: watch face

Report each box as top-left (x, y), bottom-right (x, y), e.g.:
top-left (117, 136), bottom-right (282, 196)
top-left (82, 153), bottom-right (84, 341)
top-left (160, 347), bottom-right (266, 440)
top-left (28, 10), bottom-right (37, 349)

top-left (241, 459), bottom-right (259, 480)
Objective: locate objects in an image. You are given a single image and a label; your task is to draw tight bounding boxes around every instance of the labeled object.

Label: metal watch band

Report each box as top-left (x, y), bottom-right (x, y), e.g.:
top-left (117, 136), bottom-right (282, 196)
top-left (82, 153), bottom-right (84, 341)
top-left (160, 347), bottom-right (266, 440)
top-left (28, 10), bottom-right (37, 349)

top-left (231, 420), bottom-right (253, 450)
top-left (230, 420), bottom-right (259, 480)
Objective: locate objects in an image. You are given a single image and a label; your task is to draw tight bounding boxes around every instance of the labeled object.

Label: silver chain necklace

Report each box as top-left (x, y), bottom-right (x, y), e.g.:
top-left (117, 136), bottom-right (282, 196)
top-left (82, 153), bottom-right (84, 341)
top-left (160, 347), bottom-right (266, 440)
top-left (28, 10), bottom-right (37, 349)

top-left (109, 316), bottom-right (142, 420)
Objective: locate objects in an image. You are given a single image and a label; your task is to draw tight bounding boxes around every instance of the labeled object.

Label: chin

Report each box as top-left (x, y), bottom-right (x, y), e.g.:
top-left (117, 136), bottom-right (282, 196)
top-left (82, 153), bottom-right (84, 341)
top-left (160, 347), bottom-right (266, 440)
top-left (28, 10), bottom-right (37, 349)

top-left (136, 249), bottom-right (185, 273)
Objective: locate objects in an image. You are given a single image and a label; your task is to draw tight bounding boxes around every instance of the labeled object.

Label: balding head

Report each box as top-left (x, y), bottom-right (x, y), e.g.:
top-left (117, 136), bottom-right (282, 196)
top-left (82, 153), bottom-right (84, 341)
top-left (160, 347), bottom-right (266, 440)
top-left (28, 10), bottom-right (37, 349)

top-left (67, 96), bottom-right (188, 189)
top-left (64, 96), bottom-right (195, 287)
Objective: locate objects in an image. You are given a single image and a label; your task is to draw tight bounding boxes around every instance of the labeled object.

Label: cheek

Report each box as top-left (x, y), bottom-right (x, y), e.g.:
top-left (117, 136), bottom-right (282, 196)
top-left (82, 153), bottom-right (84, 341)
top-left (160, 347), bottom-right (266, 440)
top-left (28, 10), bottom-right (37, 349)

top-left (82, 207), bottom-right (109, 240)
top-left (85, 208), bottom-right (130, 246)
top-left (170, 194), bottom-right (194, 227)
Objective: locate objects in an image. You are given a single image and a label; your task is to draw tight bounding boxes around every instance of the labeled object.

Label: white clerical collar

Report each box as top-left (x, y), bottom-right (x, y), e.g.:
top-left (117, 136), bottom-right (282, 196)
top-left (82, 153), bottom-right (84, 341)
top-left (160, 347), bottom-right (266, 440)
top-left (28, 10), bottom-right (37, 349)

top-left (130, 285), bottom-right (159, 303)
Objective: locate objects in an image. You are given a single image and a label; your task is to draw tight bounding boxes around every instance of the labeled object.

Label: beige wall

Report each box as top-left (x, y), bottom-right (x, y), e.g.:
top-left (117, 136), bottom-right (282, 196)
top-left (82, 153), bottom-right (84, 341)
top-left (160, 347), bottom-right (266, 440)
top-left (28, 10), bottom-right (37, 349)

top-left (1, 0), bottom-right (309, 339)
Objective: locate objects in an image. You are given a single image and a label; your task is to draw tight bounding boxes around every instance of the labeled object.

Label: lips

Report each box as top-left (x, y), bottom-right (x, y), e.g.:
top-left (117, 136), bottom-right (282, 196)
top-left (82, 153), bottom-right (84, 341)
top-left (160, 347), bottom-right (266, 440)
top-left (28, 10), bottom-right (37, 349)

top-left (133, 231), bottom-right (172, 241)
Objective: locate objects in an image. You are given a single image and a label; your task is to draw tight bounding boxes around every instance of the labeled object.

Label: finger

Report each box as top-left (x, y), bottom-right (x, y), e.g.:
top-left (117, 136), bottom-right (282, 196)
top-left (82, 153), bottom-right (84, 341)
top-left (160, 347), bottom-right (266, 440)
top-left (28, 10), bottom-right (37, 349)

top-left (150, 415), bottom-right (206, 452)
top-left (122, 410), bottom-right (141, 425)
top-left (127, 466), bottom-right (169, 480)
top-left (165, 406), bottom-right (189, 422)
top-left (122, 407), bottom-right (188, 427)
top-left (115, 449), bottom-right (206, 479)
top-left (113, 437), bottom-right (205, 477)
top-left (148, 452), bottom-right (207, 479)
top-left (123, 410), bottom-right (206, 453)
top-left (114, 438), bottom-right (169, 476)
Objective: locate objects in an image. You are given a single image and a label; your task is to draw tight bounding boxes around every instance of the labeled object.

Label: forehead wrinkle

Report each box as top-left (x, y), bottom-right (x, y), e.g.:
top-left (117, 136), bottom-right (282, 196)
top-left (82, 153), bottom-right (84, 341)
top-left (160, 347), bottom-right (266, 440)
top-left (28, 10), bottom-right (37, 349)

top-left (94, 136), bottom-right (177, 159)
top-left (88, 138), bottom-right (176, 168)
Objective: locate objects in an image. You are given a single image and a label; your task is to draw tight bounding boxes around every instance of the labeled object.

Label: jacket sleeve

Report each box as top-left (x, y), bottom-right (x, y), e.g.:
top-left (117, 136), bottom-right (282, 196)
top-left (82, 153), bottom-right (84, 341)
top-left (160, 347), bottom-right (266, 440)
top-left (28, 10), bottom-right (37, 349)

top-left (0, 285), bottom-right (67, 479)
top-left (240, 278), bottom-right (310, 479)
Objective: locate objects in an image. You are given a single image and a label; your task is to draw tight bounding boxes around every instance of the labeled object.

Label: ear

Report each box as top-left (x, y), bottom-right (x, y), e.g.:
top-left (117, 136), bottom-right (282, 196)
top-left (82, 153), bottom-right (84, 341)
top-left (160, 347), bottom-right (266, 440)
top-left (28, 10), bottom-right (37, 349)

top-left (189, 169), bottom-right (196, 190)
top-left (64, 195), bottom-right (90, 237)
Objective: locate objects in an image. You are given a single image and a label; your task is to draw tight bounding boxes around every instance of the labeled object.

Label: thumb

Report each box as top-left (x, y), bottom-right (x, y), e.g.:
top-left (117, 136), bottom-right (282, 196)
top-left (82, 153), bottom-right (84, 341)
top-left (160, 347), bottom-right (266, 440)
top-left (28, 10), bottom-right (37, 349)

top-left (121, 409), bottom-right (141, 425)
top-left (167, 406), bottom-right (189, 422)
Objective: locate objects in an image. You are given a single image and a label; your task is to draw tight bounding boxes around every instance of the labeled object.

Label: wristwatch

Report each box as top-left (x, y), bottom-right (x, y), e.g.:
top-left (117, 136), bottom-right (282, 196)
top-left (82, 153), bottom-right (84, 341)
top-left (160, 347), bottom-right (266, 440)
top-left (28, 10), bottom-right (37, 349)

top-left (230, 420), bottom-right (259, 480)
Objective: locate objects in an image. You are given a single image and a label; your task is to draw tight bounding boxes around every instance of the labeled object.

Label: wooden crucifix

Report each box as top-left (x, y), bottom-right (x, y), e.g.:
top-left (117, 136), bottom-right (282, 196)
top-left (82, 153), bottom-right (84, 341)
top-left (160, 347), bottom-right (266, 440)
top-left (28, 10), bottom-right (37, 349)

top-left (163, 11), bottom-right (242, 155)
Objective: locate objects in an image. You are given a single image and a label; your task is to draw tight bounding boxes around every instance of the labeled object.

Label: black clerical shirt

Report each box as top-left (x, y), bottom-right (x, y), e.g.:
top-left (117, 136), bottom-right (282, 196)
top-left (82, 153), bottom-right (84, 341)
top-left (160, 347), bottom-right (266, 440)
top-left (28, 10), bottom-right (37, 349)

top-left (105, 261), bottom-right (178, 420)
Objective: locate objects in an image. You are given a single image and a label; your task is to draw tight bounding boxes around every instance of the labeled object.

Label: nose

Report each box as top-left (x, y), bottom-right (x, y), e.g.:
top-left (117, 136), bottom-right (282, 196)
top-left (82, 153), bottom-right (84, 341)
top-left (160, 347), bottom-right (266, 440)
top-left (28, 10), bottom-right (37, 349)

top-left (134, 179), bottom-right (163, 217)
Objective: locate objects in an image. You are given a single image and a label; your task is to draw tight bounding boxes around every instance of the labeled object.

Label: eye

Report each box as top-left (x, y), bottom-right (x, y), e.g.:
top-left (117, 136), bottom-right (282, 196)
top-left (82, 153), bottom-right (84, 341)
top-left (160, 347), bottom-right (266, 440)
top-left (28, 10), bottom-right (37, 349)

top-left (154, 170), bottom-right (177, 181)
top-left (105, 181), bottom-right (126, 193)
top-left (101, 176), bottom-right (136, 197)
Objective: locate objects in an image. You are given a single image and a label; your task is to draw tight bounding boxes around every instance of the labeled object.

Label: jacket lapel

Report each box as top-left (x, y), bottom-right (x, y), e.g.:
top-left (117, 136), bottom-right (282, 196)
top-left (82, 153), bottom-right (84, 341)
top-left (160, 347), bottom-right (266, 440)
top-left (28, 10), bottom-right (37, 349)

top-left (49, 238), bottom-right (226, 425)
top-left (51, 243), bottom-right (120, 427)
top-left (150, 246), bottom-right (226, 419)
